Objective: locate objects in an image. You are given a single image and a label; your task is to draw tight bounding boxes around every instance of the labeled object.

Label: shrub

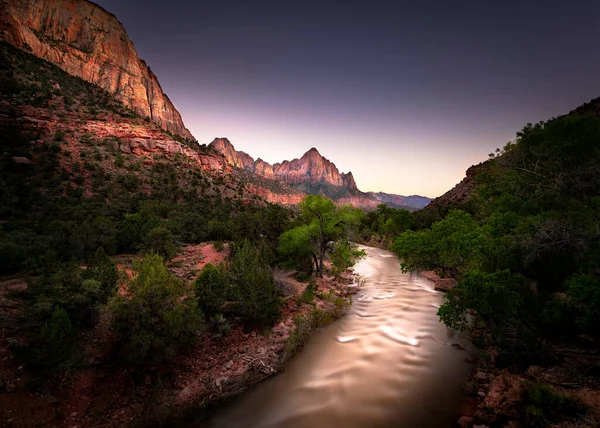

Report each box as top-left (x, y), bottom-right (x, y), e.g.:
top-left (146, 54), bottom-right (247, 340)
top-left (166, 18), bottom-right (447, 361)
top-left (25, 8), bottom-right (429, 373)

top-left (437, 269), bottom-right (525, 332)
top-left (37, 306), bottom-right (78, 369)
top-left (27, 262), bottom-right (106, 328)
top-left (228, 241), bottom-right (281, 330)
top-left (84, 247), bottom-right (119, 302)
top-left (195, 263), bottom-right (228, 321)
top-left (143, 226), bottom-right (179, 260)
top-left (567, 274), bottom-right (600, 332)
top-left (331, 240), bottom-right (365, 279)
top-left (520, 381), bottom-right (584, 427)
top-left (110, 254), bottom-right (202, 363)
top-left (207, 314), bottom-right (231, 339)
top-left (299, 278), bottom-right (316, 305)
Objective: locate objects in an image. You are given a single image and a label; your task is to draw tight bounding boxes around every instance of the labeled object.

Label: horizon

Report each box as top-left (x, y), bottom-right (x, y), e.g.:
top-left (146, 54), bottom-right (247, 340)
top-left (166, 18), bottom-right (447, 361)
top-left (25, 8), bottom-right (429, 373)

top-left (94, 0), bottom-right (600, 198)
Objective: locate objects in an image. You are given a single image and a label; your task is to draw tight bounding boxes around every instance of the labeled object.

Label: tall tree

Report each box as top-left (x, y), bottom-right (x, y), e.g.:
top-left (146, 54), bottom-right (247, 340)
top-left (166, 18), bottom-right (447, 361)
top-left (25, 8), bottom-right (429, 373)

top-left (279, 195), bottom-right (362, 277)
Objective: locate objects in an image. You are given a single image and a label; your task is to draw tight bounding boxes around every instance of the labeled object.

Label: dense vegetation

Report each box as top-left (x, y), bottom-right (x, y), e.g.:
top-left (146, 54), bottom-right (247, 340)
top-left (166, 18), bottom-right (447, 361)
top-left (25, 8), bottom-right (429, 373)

top-left (392, 108), bottom-right (600, 367)
top-left (0, 42), bottom-right (300, 371)
top-left (278, 195), bottom-right (365, 278)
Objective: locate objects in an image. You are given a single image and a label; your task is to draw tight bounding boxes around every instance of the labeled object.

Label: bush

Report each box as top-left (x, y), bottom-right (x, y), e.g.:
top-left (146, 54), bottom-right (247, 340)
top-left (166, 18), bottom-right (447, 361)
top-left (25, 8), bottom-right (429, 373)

top-left (299, 278), bottom-right (317, 305)
top-left (520, 381), bottom-right (584, 427)
top-left (567, 274), bottom-right (600, 332)
top-left (84, 247), bottom-right (119, 302)
top-left (207, 314), bottom-right (232, 339)
top-left (110, 254), bottom-right (202, 363)
top-left (331, 240), bottom-right (365, 279)
top-left (437, 269), bottom-right (526, 332)
top-left (143, 226), bottom-right (179, 260)
top-left (228, 241), bottom-right (282, 330)
top-left (195, 263), bottom-right (228, 321)
top-left (27, 261), bottom-right (108, 328)
top-left (36, 306), bottom-right (78, 369)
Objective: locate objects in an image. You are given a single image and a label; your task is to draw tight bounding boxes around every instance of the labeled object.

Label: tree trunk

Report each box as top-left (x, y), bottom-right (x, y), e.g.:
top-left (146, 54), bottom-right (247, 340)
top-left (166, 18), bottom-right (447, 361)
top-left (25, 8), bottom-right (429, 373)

top-left (318, 248), bottom-right (325, 278)
top-left (312, 253), bottom-right (320, 277)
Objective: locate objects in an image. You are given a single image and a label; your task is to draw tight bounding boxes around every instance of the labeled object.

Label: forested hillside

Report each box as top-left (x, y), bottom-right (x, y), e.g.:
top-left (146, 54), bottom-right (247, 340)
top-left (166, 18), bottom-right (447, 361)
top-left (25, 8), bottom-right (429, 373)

top-left (393, 100), bottom-right (600, 426)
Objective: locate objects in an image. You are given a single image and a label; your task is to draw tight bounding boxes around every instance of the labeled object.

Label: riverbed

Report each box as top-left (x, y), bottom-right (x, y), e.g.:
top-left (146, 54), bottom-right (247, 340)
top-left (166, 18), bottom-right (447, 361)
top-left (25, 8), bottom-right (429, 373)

top-left (198, 245), bottom-right (474, 428)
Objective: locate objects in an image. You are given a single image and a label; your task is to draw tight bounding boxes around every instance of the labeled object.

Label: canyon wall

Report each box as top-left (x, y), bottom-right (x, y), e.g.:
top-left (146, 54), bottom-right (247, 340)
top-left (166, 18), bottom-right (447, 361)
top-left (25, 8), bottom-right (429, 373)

top-left (0, 0), bottom-right (194, 140)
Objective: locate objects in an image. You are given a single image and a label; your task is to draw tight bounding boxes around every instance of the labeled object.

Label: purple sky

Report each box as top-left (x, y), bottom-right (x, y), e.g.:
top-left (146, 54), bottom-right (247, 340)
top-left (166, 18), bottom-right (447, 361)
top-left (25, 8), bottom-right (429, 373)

top-left (94, 0), bottom-right (600, 197)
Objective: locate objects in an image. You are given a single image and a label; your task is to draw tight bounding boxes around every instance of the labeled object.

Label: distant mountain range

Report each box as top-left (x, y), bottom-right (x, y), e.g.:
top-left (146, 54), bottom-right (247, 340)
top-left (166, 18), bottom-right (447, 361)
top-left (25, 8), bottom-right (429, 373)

top-left (0, 0), bottom-right (431, 211)
top-left (209, 138), bottom-right (431, 210)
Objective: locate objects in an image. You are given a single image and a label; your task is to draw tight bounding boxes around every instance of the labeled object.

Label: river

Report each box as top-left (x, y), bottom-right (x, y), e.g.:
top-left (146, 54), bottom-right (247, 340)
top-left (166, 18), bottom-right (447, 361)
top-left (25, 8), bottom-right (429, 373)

top-left (198, 245), bottom-right (474, 428)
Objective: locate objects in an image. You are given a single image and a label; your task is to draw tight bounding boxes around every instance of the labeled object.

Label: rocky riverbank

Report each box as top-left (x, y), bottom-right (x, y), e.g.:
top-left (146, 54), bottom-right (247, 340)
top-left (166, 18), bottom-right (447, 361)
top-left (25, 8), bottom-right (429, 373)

top-left (0, 244), bottom-right (360, 428)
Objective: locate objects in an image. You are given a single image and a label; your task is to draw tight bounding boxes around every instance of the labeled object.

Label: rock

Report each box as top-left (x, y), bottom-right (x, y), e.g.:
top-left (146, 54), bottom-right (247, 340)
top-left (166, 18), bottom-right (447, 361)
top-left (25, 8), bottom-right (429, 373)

top-left (215, 377), bottom-right (227, 388)
top-left (11, 156), bottom-right (31, 164)
top-left (225, 360), bottom-right (233, 370)
top-left (70, 412), bottom-right (77, 417)
top-left (475, 371), bottom-right (491, 383)
top-left (477, 390), bottom-right (486, 398)
top-left (457, 416), bottom-right (474, 428)
top-left (1, 0), bottom-right (194, 140)
top-left (6, 382), bottom-right (15, 393)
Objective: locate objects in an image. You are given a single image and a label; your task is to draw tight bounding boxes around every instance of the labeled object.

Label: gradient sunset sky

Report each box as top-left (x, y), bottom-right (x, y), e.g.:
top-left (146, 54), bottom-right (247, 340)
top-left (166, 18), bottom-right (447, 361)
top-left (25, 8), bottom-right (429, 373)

top-left (95, 0), bottom-right (600, 198)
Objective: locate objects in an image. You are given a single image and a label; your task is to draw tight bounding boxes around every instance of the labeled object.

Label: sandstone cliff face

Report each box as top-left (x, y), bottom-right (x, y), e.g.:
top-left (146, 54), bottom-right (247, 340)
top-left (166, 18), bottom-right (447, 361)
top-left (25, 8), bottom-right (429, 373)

top-left (209, 139), bottom-right (358, 189)
top-left (210, 138), bottom-right (254, 169)
top-left (208, 138), bottom-right (395, 209)
top-left (0, 0), bottom-right (194, 140)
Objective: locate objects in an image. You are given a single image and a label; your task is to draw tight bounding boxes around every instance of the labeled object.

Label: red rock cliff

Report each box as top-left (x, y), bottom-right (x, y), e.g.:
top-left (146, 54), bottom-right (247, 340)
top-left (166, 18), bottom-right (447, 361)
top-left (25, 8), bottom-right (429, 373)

top-left (0, 0), bottom-right (194, 140)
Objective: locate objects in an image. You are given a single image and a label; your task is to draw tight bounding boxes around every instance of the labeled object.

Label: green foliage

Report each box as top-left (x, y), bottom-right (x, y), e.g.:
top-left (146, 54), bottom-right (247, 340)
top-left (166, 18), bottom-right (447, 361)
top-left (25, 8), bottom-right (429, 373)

top-left (331, 240), bottom-right (365, 279)
top-left (360, 204), bottom-right (412, 242)
top-left (110, 254), bottom-right (202, 363)
top-left (520, 381), bottom-right (584, 427)
top-left (195, 263), bottom-right (229, 321)
top-left (437, 269), bottom-right (525, 331)
top-left (37, 306), bottom-right (78, 369)
top-left (84, 247), bottom-right (119, 302)
top-left (392, 210), bottom-right (487, 276)
top-left (144, 226), bottom-right (179, 260)
top-left (228, 241), bottom-right (281, 330)
top-left (567, 274), bottom-right (600, 332)
top-left (207, 314), bottom-right (232, 339)
top-left (299, 278), bottom-right (317, 305)
top-left (278, 195), bottom-right (363, 277)
top-left (392, 109), bottom-right (600, 366)
top-left (27, 260), bottom-right (113, 328)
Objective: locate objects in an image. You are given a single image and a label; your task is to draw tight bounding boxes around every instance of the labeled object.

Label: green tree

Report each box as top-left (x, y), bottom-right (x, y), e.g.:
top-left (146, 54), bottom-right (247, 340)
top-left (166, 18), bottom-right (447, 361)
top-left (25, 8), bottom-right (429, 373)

top-left (278, 195), bottom-right (363, 277)
top-left (195, 263), bottom-right (229, 322)
top-left (110, 254), bottom-right (201, 362)
top-left (144, 226), bottom-right (179, 260)
top-left (228, 241), bottom-right (281, 330)
top-left (331, 240), bottom-right (365, 280)
top-left (37, 306), bottom-right (77, 368)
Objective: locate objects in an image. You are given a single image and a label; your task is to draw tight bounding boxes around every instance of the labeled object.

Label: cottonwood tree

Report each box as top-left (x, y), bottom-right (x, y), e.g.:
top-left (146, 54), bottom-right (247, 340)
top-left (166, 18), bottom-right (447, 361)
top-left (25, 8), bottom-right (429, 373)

top-left (278, 195), bottom-right (363, 278)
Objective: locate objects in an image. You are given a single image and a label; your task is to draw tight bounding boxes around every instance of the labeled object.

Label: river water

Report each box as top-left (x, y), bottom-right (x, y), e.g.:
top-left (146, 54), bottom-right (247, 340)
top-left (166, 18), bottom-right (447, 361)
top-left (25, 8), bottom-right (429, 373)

top-left (199, 245), bottom-right (474, 428)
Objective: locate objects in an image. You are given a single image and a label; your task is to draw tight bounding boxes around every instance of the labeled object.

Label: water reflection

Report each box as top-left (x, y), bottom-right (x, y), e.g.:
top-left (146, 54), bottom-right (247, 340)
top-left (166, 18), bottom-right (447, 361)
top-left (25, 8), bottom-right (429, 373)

top-left (198, 246), bottom-right (474, 428)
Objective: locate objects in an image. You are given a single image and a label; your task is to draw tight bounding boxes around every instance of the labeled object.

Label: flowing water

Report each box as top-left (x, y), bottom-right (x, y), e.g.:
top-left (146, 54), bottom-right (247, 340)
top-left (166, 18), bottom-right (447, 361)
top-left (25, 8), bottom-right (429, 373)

top-left (199, 245), bottom-right (474, 428)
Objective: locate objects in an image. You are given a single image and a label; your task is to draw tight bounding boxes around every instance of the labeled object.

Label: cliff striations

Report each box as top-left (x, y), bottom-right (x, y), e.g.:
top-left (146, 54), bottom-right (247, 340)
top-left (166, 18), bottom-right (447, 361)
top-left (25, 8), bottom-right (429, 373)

top-left (0, 0), bottom-right (194, 140)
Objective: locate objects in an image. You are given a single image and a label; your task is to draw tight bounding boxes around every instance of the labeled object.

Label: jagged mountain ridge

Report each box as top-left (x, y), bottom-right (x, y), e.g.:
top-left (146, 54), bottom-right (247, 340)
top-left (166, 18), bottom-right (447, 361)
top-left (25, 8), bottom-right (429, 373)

top-left (0, 0), bottom-right (194, 140)
top-left (210, 138), bottom-right (358, 190)
top-left (209, 138), bottom-right (429, 210)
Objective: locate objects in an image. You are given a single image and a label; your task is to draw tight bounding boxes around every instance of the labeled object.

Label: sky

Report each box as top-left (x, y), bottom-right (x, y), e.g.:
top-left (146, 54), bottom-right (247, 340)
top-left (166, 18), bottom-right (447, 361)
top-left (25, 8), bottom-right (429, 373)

top-left (94, 0), bottom-right (600, 198)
